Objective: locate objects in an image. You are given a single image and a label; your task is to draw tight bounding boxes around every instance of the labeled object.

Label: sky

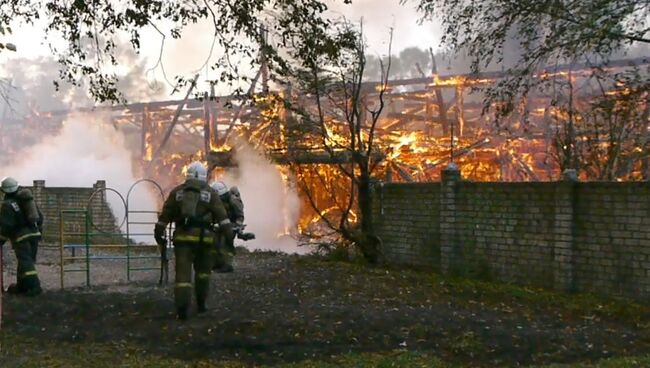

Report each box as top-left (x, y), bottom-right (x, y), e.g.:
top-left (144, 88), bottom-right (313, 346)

top-left (0, 1), bottom-right (440, 252)
top-left (0, 0), bottom-right (442, 103)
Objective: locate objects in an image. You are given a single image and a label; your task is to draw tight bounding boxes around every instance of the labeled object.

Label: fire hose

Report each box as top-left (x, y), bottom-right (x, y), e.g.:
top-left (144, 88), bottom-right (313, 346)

top-left (211, 223), bottom-right (256, 242)
top-left (157, 237), bottom-right (169, 286)
top-left (234, 224), bottom-right (256, 241)
top-left (156, 224), bottom-right (254, 285)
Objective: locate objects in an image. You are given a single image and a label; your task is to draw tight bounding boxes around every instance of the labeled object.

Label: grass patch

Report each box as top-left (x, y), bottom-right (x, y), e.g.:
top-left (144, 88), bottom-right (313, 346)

top-left (0, 331), bottom-right (650, 368)
top-left (438, 276), bottom-right (650, 324)
top-left (539, 356), bottom-right (650, 367)
top-left (298, 254), bottom-right (650, 325)
top-left (0, 332), bottom-right (446, 368)
top-left (3, 331), bottom-right (650, 367)
top-left (4, 253), bottom-right (650, 368)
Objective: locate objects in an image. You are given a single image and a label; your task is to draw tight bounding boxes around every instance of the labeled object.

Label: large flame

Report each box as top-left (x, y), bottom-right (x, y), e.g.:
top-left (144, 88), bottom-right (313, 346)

top-left (3, 59), bottom-right (647, 238)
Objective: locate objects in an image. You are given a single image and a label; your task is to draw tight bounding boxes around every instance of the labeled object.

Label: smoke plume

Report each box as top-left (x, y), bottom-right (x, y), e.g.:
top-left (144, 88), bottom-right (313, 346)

top-left (0, 115), bottom-right (159, 243)
top-left (217, 142), bottom-right (306, 254)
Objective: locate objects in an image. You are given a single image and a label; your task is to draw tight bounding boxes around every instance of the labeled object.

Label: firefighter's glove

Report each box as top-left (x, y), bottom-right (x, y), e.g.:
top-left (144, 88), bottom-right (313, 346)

top-left (233, 223), bottom-right (245, 234)
top-left (154, 223), bottom-right (167, 246)
top-left (211, 223), bottom-right (220, 233)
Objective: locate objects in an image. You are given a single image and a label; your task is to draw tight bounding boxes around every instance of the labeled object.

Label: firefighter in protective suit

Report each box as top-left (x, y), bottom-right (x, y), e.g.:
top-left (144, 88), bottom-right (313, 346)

top-left (0, 177), bottom-right (43, 296)
top-left (209, 181), bottom-right (244, 273)
top-left (154, 162), bottom-right (233, 320)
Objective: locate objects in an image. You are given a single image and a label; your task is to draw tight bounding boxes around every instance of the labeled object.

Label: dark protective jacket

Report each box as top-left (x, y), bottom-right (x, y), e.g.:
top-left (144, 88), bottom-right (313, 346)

top-left (156, 179), bottom-right (232, 245)
top-left (220, 186), bottom-right (244, 225)
top-left (0, 188), bottom-right (44, 244)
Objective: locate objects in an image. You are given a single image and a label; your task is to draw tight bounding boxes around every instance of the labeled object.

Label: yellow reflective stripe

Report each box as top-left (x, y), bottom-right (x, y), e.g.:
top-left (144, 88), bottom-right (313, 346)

top-left (22, 270), bottom-right (38, 277)
top-left (197, 273), bottom-right (210, 279)
top-left (16, 232), bottom-right (41, 243)
top-left (175, 235), bottom-right (213, 243)
top-left (174, 235), bottom-right (196, 242)
top-left (175, 282), bottom-right (192, 288)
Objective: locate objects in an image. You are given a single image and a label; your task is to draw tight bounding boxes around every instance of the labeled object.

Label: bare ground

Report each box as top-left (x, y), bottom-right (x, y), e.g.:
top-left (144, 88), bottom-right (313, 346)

top-left (2, 247), bottom-right (650, 367)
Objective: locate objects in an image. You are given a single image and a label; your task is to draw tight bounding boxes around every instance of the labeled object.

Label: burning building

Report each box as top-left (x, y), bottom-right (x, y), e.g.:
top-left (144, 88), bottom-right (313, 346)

top-left (1, 56), bottom-right (648, 235)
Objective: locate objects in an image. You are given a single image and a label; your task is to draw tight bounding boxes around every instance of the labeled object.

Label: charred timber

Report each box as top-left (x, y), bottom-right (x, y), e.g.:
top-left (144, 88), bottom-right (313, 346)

top-left (359, 56), bottom-right (650, 93)
top-left (208, 149), bottom-right (386, 167)
top-left (26, 57), bottom-right (649, 120)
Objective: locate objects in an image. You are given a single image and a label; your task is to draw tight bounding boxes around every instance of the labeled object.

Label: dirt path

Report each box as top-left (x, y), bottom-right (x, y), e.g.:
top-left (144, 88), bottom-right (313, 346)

top-left (2, 250), bottom-right (650, 367)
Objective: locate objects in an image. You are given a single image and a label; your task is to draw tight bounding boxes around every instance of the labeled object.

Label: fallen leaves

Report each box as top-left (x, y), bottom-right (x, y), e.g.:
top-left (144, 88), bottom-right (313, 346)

top-left (2, 252), bottom-right (649, 367)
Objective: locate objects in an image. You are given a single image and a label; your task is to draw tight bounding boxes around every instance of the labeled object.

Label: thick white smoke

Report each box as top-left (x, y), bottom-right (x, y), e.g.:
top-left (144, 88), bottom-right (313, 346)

top-left (0, 114), bottom-right (306, 252)
top-left (0, 115), bottom-right (159, 243)
top-left (217, 143), bottom-right (307, 254)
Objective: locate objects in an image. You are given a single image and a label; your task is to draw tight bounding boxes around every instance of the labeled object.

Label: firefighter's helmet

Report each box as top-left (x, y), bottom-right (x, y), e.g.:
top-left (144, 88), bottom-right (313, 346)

top-left (185, 161), bottom-right (208, 182)
top-left (210, 181), bottom-right (229, 196)
top-left (0, 177), bottom-right (19, 194)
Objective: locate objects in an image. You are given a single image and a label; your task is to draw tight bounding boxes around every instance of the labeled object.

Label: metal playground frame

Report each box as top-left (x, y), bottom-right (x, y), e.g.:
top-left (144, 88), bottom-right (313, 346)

top-left (58, 179), bottom-right (171, 288)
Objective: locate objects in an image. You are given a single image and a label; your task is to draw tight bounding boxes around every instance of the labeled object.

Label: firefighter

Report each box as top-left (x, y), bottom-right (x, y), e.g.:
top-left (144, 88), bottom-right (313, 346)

top-left (209, 180), bottom-right (244, 273)
top-left (0, 177), bottom-right (43, 296)
top-left (154, 162), bottom-right (233, 320)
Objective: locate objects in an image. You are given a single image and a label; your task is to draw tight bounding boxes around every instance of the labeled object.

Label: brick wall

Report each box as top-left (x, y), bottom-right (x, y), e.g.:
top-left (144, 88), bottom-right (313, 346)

top-left (373, 167), bottom-right (650, 300)
top-left (453, 181), bottom-right (557, 287)
top-left (573, 183), bottom-right (650, 297)
top-left (2, 180), bottom-right (123, 244)
top-left (373, 182), bottom-right (441, 267)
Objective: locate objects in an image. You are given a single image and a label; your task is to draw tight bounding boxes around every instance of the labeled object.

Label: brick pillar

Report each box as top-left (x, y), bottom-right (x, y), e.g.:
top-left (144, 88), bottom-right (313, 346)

top-left (92, 180), bottom-right (108, 229)
top-left (93, 180), bottom-right (106, 190)
top-left (553, 169), bottom-right (577, 292)
top-left (32, 180), bottom-right (45, 202)
top-left (440, 163), bottom-right (461, 274)
top-left (93, 180), bottom-right (107, 202)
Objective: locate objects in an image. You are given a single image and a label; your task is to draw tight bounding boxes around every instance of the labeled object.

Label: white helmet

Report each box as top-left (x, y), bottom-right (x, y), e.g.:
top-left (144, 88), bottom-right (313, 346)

top-left (210, 180), bottom-right (228, 196)
top-left (1, 177), bottom-right (18, 194)
top-left (185, 161), bottom-right (207, 182)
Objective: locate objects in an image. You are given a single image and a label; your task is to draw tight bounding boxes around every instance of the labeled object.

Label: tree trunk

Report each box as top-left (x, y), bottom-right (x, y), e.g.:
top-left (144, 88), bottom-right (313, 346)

top-left (354, 158), bottom-right (382, 264)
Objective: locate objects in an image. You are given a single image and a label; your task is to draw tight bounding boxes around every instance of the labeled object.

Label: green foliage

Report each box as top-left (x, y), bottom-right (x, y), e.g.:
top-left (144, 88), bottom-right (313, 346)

top-left (365, 46), bottom-right (438, 80)
top-left (0, 42), bottom-right (16, 51)
top-left (0, 23), bottom-right (16, 52)
top-left (1, 0), bottom-right (356, 104)
top-left (550, 68), bottom-right (650, 179)
top-left (405, 0), bottom-right (650, 180)
top-left (283, 21), bottom-right (391, 263)
top-left (405, 0), bottom-right (650, 115)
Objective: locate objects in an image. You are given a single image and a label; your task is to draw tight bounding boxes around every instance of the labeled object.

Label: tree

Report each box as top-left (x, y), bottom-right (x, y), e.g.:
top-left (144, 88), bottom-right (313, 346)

top-left (0, 0), bottom-right (354, 104)
top-left (406, 0), bottom-right (650, 179)
top-left (363, 47), bottom-right (432, 80)
top-left (0, 23), bottom-right (17, 106)
top-left (1, 52), bottom-right (165, 117)
top-left (549, 68), bottom-right (650, 180)
top-left (284, 22), bottom-right (392, 264)
top-left (406, 0), bottom-right (650, 114)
